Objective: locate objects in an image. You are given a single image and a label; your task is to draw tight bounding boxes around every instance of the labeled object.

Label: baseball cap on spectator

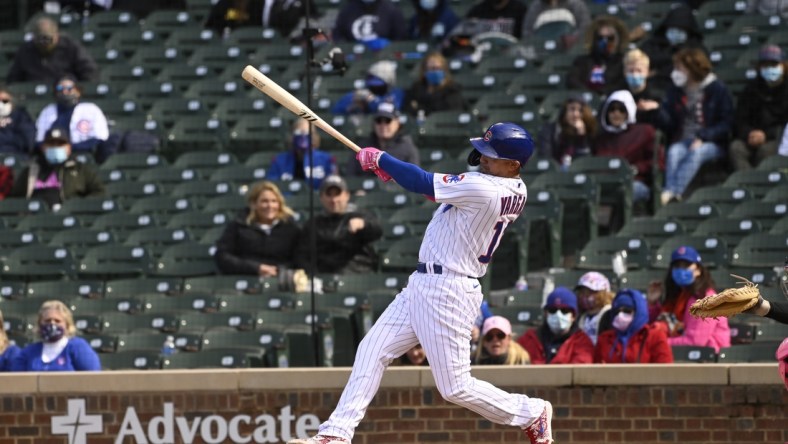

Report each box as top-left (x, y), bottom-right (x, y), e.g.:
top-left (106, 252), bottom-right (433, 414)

top-left (319, 175), bottom-right (348, 194)
top-left (367, 60), bottom-right (397, 87)
top-left (375, 102), bottom-right (399, 120)
top-left (544, 287), bottom-right (578, 314)
top-left (576, 271), bottom-right (611, 292)
top-left (43, 127), bottom-right (69, 145)
top-left (671, 245), bottom-right (701, 264)
top-left (481, 315), bottom-right (512, 337)
top-left (758, 44), bottom-right (783, 63)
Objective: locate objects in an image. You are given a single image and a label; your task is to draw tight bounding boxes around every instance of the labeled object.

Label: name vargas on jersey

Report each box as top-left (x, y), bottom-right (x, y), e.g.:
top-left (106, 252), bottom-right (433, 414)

top-left (500, 195), bottom-right (525, 217)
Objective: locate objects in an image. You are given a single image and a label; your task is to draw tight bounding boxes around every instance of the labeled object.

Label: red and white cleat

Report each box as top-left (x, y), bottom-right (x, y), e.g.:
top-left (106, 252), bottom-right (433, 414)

top-left (287, 435), bottom-right (351, 444)
top-left (523, 400), bottom-right (554, 444)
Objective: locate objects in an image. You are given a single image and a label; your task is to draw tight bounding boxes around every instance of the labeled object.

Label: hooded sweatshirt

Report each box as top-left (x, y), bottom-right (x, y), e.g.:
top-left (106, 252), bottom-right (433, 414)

top-left (592, 90), bottom-right (655, 183)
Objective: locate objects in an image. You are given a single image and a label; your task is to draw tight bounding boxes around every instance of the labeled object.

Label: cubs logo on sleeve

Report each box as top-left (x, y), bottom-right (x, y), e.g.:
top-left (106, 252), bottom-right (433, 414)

top-left (442, 174), bottom-right (465, 184)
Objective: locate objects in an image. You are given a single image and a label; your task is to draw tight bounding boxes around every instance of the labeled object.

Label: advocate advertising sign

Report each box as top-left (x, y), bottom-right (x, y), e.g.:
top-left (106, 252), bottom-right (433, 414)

top-left (52, 398), bottom-right (320, 444)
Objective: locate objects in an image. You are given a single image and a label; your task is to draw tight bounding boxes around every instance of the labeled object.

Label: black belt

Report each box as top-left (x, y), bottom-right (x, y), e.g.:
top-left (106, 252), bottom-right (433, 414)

top-left (416, 262), bottom-right (477, 279)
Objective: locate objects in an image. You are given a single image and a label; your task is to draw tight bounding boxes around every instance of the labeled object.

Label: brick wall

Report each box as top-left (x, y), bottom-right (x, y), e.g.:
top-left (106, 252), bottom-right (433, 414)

top-left (0, 365), bottom-right (785, 444)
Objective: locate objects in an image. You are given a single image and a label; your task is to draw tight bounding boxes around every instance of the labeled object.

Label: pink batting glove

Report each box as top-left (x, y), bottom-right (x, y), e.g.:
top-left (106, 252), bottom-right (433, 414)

top-left (373, 169), bottom-right (392, 182)
top-left (356, 147), bottom-right (384, 171)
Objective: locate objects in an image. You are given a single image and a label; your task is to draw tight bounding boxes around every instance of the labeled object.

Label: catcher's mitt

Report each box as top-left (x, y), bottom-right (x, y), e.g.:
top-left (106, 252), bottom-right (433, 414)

top-left (689, 274), bottom-right (761, 319)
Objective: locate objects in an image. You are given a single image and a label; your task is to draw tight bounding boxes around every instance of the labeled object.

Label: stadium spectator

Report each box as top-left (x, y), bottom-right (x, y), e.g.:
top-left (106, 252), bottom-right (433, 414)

top-left (8, 127), bottom-right (105, 208)
top-left (595, 288), bottom-right (674, 363)
top-left (109, 0), bottom-right (187, 18)
top-left (473, 316), bottom-right (531, 365)
top-left (294, 175), bottom-right (383, 274)
top-left (204, 0), bottom-right (318, 39)
top-left (746, 259), bottom-right (788, 324)
top-left (593, 89), bottom-right (656, 203)
top-left (0, 165), bottom-right (12, 200)
top-left (746, 0), bottom-right (788, 20)
top-left (517, 287), bottom-right (594, 364)
top-left (332, 0), bottom-right (407, 43)
top-left (402, 52), bottom-right (467, 117)
top-left (268, 119), bottom-right (337, 190)
top-left (0, 308), bottom-right (21, 371)
top-left (656, 47), bottom-right (733, 205)
top-left (566, 15), bottom-right (628, 96)
top-left (0, 87), bottom-right (36, 156)
top-left (574, 271), bottom-right (614, 345)
top-left (6, 17), bottom-right (98, 84)
top-left (214, 181), bottom-right (301, 277)
top-left (346, 102), bottom-right (419, 176)
top-left (464, 0), bottom-right (528, 37)
top-left (622, 49), bottom-right (662, 128)
top-left (535, 96), bottom-right (597, 165)
top-left (10, 300), bottom-right (101, 371)
top-left (332, 60), bottom-right (404, 116)
top-left (638, 4), bottom-right (706, 92)
top-left (396, 344), bottom-right (429, 366)
top-left (35, 75), bottom-right (109, 155)
top-left (521, 0), bottom-right (591, 50)
top-left (729, 44), bottom-right (788, 171)
top-left (407, 0), bottom-right (459, 41)
top-left (646, 246), bottom-right (731, 353)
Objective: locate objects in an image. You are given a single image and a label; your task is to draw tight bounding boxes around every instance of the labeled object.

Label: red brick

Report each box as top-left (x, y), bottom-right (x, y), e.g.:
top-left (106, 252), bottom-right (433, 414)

top-left (623, 430), bottom-right (658, 441)
top-left (677, 430), bottom-right (711, 441)
top-left (573, 431), bottom-right (606, 441)
top-left (598, 419), bottom-right (632, 429)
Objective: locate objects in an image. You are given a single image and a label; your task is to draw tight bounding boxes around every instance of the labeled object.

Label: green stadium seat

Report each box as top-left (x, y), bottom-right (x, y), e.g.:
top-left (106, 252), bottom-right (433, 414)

top-left (104, 277), bottom-right (183, 298)
top-left (100, 350), bottom-right (163, 370)
top-left (494, 305), bottom-right (544, 329)
top-left (91, 211), bottom-right (160, 236)
top-left (183, 78), bottom-right (246, 110)
top-left (115, 331), bottom-right (169, 352)
top-left (148, 97), bottom-right (210, 129)
top-left (685, 185), bottom-right (752, 214)
top-left (225, 27), bottom-right (280, 53)
top-left (100, 151), bottom-right (168, 173)
top-left (165, 211), bottom-right (229, 238)
top-left (380, 237), bottom-right (422, 273)
top-left (1, 245), bottom-right (76, 282)
top-left (722, 170), bottom-right (787, 199)
top-left (0, 198), bottom-right (47, 222)
top-left (510, 189), bottom-right (562, 271)
top-left (151, 242), bottom-right (217, 277)
top-left (140, 10), bottom-right (199, 37)
top-left (119, 81), bottom-right (181, 109)
top-left (128, 196), bottom-right (196, 216)
top-left (58, 196), bottom-right (120, 216)
top-left (83, 10), bottom-right (140, 39)
top-left (69, 296), bottom-right (144, 317)
top-left (101, 312), bottom-right (182, 334)
top-left (730, 233), bottom-right (788, 268)
top-left (201, 194), bottom-right (247, 215)
top-left (652, 235), bottom-right (729, 269)
top-left (161, 348), bottom-right (265, 369)
top-left (671, 345), bottom-right (717, 363)
top-left (139, 292), bottom-right (222, 316)
top-left (124, 227), bottom-right (193, 258)
top-left (762, 184), bottom-right (788, 202)
top-left (201, 327), bottom-right (289, 367)
top-left (728, 202), bottom-right (787, 231)
top-left (228, 116), bottom-right (287, 160)
top-left (0, 281), bottom-right (28, 300)
top-left (208, 165), bottom-right (268, 189)
top-left (712, 267), bottom-right (777, 288)
top-left (155, 65), bottom-right (212, 91)
top-left (99, 63), bottom-right (154, 90)
top-left (178, 311), bottom-right (259, 332)
top-left (755, 322), bottom-right (788, 342)
top-left (727, 321), bottom-right (757, 345)
top-left (213, 97), bottom-right (271, 127)
top-left (164, 115), bottom-right (229, 157)
top-left (257, 309), bottom-right (336, 367)
top-left (220, 293), bottom-right (298, 313)
top-left (78, 245), bottom-right (154, 280)
top-left (619, 269), bottom-right (664, 294)
top-left (416, 110), bottom-right (480, 151)
top-left (136, 166), bottom-right (202, 189)
top-left (48, 228), bottom-right (116, 259)
top-left (163, 27), bottom-right (220, 54)
top-left (104, 180), bottom-right (162, 204)
top-left (127, 46), bottom-right (189, 75)
top-left (618, 218), bottom-right (686, 255)
top-left (569, 156), bottom-right (635, 234)
top-left (717, 342), bottom-right (782, 363)
top-left (187, 45), bottom-right (247, 71)
top-left (576, 235), bottom-right (651, 271)
top-left (770, 216), bottom-right (788, 235)
top-left (26, 279), bottom-right (105, 299)
top-left (0, 230), bottom-right (39, 253)
top-left (181, 275), bottom-right (262, 295)
top-left (654, 202), bottom-right (720, 232)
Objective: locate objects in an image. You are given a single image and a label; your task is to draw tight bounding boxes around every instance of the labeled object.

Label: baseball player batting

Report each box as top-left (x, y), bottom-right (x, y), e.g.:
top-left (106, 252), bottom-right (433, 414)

top-left (288, 122), bottom-right (554, 444)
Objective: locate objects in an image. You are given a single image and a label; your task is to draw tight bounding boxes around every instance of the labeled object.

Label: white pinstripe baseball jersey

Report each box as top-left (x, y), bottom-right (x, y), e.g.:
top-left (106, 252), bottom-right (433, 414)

top-left (419, 171), bottom-right (527, 278)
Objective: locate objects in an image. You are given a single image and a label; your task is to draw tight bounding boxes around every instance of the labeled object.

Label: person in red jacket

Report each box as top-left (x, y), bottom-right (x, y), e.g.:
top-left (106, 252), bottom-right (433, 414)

top-left (595, 288), bottom-right (674, 364)
top-left (518, 287), bottom-right (594, 364)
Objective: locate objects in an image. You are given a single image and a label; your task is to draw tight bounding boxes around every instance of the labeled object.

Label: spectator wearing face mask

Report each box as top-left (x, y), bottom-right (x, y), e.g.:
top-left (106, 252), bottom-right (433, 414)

top-left (622, 49), bottom-right (662, 128)
top-left (403, 52), bottom-right (467, 117)
top-left (464, 0), bottom-right (528, 38)
top-left (6, 17), bottom-right (98, 84)
top-left (473, 316), bottom-right (531, 365)
top-left (35, 75), bottom-right (109, 155)
top-left (592, 90), bottom-right (656, 203)
top-left (332, 60), bottom-right (404, 116)
top-left (535, 96), bottom-right (597, 164)
top-left (594, 289), bottom-right (673, 364)
top-left (267, 119), bottom-right (337, 190)
top-left (646, 246), bottom-right (730, 353)
top-left (574, 272), bottom-right (614, 345)
top-left (346, 102), bottom-right (419, 176)
top-left (517, 287), bottom-right (594, 364)
top-left (0, 87), bottom-right (36, 156)
top-left (408, 0), bottom-right (459, 40)
top-left (566, 15), bottom-right (629, 96)
top-left (638, 4), bottom-right (706, 92)
top-left (333, 0), bottom-right (407, 43)
top-left (656, 47), bottom-right (733, 205)
top-left (729, 44), bottom-right (788, 171)
top-left (10, 300), bottom-right (101, 371)
top-left (0, 308), bottom-right (21, 371)
top-left (9, 127), bottom-right (105, 209)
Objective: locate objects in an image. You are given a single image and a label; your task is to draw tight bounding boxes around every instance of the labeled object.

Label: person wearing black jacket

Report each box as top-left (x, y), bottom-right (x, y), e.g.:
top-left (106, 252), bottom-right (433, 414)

top-left (566, 15), bottom-right (629, 97)
top-left (214, 181), bottom-right (301, 276)
top-left (295, 175), bottom-right (383, 274)
top-left (333, 0), bottom-right (406, 42)
top-left (345, 102), bottom-right (420, 176)
top-left (0, 88), bottom-right (36, 156)
top-left (204, 0), bottom-right (318, 39)
top-left (402, 52), bottom-right (467, 117)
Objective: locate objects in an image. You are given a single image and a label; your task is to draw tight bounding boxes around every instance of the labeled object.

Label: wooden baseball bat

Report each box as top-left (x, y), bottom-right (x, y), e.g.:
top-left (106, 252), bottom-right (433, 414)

top-left (241, 65), bottom-right (361, 153)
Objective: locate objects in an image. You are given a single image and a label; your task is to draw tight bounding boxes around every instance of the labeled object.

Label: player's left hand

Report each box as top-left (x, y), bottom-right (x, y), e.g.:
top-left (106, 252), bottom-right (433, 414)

top-left (357, 147), bottom-right (392, 182)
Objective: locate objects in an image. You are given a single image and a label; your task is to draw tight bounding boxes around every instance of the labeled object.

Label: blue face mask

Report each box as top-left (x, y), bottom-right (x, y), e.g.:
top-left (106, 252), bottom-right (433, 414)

top-left (671, 267), bottom-right (695, 287)
top-left (665, 27), bottom-right (687, 46)
top-left (420, 0), bottom-right (437, 10)
top-left (626, 73), bottom-right (646, 89)
top-left (40, 323), bottom-right (66, 343)
top-left (292, 134), bottom-right (310, 151)
top-left (760, 65), bottom-right (784, 83)
top-left (44, 146), bottom-right (69, 164)
top-left (425, 69), bottom-right (445, 86)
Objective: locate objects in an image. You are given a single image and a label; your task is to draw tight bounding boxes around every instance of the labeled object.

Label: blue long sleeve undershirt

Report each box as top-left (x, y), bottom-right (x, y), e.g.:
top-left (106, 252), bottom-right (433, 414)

top-left (378, 152), bottom-right (434, 197)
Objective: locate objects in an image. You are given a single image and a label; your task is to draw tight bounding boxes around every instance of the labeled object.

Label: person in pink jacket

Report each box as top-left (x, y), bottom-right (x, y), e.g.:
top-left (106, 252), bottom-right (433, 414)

top-left (647, 245), bottom-right (730, 352)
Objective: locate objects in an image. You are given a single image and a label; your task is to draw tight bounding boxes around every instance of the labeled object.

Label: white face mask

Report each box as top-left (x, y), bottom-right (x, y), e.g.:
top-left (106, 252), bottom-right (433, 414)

top-left (546, 311), bottom-right (573, 335)
top-left (670, 69), bottom-right (688, 87)
top-left (612, 311), bottom-right (634, 332)
top-left (0, 102), bottom-right (11, 117)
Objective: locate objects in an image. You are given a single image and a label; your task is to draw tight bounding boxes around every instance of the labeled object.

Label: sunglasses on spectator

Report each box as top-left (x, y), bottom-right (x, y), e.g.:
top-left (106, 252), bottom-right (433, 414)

top-left (0, 98), bottom-right (10, 103)
top-left (608, 104), bottom-right (627, 114)
top-left (484, 331), bottom-right (507, 342)
top-left (546, 307), bottom-right (573, 315)
top-left (617, 307), bottom-right (635, 315)
top-left (56, 85), bottom-right (75, 92)
top-left (374, 117), bottom-right (393, 125)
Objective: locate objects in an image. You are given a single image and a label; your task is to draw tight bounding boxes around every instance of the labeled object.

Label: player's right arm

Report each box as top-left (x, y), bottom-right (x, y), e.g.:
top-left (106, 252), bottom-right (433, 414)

top-left (376, 152), bottom-right (435, 197)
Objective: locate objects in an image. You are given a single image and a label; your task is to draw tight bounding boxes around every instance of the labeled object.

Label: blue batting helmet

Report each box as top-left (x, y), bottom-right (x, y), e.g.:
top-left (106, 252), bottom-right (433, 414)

top-left (467, 122), bottom-right (534, 168)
